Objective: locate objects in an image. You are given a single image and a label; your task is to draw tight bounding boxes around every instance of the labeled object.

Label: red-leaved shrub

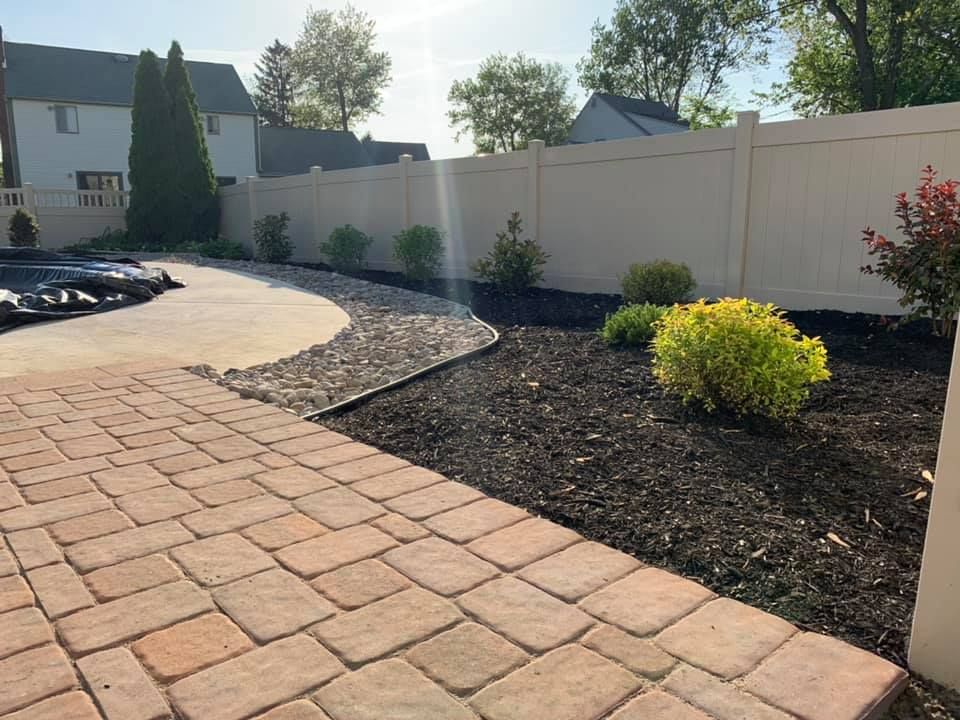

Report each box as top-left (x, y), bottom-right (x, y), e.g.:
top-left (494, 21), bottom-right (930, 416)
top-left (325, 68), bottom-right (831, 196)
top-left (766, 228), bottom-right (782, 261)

top-left (862, 165), bottom-right (960, 337)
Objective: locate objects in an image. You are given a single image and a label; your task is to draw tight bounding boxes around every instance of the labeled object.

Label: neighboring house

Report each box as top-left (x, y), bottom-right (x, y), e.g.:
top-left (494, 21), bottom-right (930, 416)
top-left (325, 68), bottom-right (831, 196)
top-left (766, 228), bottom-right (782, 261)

top-left (259, 126), bottom-right (430, 176)
top-left (567, 93), bottom-right (689, 144)
top-left (362, 138), bottom-right (430, 165)
top-left (0, 33), bottom-right (258, 190)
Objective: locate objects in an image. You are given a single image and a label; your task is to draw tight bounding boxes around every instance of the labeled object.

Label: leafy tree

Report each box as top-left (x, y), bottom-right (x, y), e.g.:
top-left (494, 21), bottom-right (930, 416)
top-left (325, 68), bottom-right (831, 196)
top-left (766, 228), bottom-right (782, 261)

top-left (253, 39), bottom-right (296, 127)
top-left (681, 95), bottom-right (736, 129)
top-left (577, 0), bottom-right (773, 113)
top-left (165, 41), bottom-right (218, 241)
top-left (127, 50), bottom-right (178, 248)
top-left (291, 4), bottom-right (392, 132)
top-left (448, 53), bottom-right (577, 153)
top-left (767, 0), bottom-right (960, 115)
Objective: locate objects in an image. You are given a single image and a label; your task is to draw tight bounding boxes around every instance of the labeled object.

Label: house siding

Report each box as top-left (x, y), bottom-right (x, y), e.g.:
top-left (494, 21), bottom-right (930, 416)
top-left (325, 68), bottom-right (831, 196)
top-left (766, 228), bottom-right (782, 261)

top-left (568, 100), bottom-right (646, 144)
top-left (11, 98), bottom-right (256, 189)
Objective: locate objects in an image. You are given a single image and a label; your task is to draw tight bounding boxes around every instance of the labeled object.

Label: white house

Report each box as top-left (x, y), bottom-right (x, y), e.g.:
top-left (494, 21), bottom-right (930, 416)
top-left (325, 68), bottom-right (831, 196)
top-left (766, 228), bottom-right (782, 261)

top-left (567, 93), bottom-right (689, 144)
top-left (0, 35), bottom-right (258, 190)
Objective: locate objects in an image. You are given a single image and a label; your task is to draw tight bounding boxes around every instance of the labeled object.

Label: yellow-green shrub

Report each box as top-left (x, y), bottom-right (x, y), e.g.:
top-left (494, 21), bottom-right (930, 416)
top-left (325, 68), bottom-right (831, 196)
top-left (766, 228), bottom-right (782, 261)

top-left (652, 298), bottom-right (830, 419)
top-left (601, 303), bottom-right (669, 346)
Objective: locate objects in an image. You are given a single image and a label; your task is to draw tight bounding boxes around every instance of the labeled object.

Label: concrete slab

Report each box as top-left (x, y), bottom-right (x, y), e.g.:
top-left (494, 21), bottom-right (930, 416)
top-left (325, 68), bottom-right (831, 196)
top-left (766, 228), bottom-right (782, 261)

top-left (0, 264), bottom-right (350, 377)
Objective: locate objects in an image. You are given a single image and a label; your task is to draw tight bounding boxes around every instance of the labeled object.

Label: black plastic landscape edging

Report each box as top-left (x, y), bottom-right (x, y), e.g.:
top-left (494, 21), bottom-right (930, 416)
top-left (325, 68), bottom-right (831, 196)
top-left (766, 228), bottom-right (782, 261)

top-left (302, 310), bottom-right (500, 421)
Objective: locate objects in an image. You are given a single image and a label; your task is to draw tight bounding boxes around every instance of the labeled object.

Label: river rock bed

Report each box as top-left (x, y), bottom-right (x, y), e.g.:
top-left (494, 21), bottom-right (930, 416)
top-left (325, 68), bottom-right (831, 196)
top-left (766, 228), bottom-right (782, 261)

top-left (142, 256), bottom-right (495, 415)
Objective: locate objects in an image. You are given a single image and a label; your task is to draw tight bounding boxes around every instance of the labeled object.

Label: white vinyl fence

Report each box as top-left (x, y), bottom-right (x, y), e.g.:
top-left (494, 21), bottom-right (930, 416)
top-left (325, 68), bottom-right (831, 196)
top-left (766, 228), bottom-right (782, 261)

top-left (222, 102), bottom-right (960, 314)
top-left (0, 184), bottom-right (127, 250)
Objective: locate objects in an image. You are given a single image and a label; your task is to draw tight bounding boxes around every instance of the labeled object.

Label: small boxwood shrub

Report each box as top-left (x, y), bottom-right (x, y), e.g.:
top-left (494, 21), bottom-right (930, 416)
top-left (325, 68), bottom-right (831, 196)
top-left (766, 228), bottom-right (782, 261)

top-left (601, 303), bottom-right (669, 346)
top-left (472, 211), bottom-right (549, 293)
top-left (192, 236), bottom-right (248, 260)
top-left (253, 212), bottom-right (293, 263)
top-left (320, 225), bottom-right (373, 272)
top-left (652, 298), bottom-right (830, 419)
top-left (393, 225), bottom-right (444, 282)
top-left (8, 208), bottom-right (40, 248)
top-left (622, 260), bottom-right (696, 306)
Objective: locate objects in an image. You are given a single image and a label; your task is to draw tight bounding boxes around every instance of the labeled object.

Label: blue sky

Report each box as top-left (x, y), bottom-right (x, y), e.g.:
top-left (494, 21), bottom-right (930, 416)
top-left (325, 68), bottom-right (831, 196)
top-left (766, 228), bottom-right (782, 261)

top-left (7, 0), bottom-right (793, 158)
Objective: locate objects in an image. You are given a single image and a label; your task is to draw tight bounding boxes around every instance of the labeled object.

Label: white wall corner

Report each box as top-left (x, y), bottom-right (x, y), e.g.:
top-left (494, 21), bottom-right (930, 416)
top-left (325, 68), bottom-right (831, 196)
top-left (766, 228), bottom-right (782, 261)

top-left (724, 110), bottom-right (759, 297)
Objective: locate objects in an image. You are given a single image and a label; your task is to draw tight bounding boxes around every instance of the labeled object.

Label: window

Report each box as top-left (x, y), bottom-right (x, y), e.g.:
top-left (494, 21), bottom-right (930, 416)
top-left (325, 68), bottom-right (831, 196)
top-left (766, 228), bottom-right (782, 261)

top-left (55, 105), bottom-right (79, 134)
top-left (206, 115), bottom-right (221, 135)
top-left (76, 172), bottom-right (124, 191)
top-left (215, 176), bottom-right (237, 187)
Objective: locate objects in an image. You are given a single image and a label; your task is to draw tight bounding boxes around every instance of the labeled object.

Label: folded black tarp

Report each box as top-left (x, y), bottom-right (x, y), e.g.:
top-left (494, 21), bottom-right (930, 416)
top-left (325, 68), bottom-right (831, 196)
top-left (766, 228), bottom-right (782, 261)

top-left (0, 248), bottom-right (184, 333)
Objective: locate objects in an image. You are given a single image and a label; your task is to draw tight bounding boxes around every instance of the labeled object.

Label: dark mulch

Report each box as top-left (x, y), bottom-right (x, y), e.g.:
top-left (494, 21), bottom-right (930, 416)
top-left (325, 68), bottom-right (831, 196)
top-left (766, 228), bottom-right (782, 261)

top-left (321, 270), bottom-right (958, 716)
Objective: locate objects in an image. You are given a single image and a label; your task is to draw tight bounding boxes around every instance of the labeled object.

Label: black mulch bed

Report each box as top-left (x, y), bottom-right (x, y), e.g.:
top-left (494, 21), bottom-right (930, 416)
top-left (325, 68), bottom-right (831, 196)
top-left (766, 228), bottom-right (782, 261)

top-left (320, 270), bottom-right (959, 718)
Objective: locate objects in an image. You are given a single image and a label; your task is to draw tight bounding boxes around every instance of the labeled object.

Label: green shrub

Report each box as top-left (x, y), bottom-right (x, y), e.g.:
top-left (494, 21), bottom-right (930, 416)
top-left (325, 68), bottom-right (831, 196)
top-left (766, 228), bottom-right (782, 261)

top-left (8, 208), bottom-right (40, 248)
top-left (652, 298), bottom-right (830, 419)
top-left (622, 260), bottom-right (696, 306)
top-left (472, 211), bottom-right (549, 293)
top-left (320, 224), bottom-right (373, 272)
top-left (63, 227), bottom-right (140, 254)
top-left (191, 237), bottom-right (248, 260)
top-left (393, 225), bottom-right (445, 282)
top-left (253, 212), bottom-right (292, 263)
top-left (601, 303), bottom-right (669, 346)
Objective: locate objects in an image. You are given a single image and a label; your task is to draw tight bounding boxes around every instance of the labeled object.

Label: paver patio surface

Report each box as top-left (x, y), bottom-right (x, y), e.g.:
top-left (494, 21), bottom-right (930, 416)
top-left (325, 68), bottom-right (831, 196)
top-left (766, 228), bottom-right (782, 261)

top-left (0, 264), bottom-right (350, 377)
top-left (0, 361), bottom-right (908, 720)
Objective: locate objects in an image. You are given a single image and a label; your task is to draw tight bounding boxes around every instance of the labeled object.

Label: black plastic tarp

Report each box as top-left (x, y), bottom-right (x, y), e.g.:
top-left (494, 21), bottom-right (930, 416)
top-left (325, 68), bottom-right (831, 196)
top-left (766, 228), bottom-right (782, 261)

top-left (0, 248), bottom-right (184, 333)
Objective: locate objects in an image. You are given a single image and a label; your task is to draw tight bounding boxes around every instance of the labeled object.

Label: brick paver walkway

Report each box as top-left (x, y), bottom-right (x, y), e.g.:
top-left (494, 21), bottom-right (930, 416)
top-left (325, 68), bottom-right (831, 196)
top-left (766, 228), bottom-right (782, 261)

top-left (0, 361), bottom-right (907, 720)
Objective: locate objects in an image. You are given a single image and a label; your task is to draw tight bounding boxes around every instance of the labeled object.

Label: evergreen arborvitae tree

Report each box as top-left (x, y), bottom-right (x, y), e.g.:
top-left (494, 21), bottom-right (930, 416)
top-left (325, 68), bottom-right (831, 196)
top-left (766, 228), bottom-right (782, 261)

top-left (254, 40), bottom-right (295, 127)
top-left (165, 41), bottom-right (218, 242)
top-left (127, 50), bottom-right (178, 249)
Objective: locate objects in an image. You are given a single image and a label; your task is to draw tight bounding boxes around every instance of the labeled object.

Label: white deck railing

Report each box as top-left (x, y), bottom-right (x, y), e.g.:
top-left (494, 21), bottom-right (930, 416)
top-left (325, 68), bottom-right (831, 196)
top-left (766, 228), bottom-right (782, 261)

top-left (0, 183), bottom-right (130, 211)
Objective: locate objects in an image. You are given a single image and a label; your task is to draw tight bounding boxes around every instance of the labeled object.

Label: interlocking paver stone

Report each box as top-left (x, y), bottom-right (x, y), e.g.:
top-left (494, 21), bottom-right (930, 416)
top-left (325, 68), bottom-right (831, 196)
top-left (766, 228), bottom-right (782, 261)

top-left (662, 665), bottom-right (793, 720)
top-left (172, 421), bottom-right (235, 443)
top-left (249, 421), bottom-right (324, 445)
top-left (168, 634), bottom-right (344, 720)
top-left (57, 434), bottom-right (124, 460)
top-left (320, 453), bottom-right (409, 484)
top-left (294, 441), bottom-right (381, 470)
top-left (580, 568), bottom-right (715, 636)
top-left (406, 622), bottom-right (528, 695)
top-left (518, 541), bottom-right (641, 601)
top-left (229, 412), bottom-right (303, 434)
top-left (11, 457), bottom-right (109, 486)
top-left (0, 691), bottom-right (100, 720)
top-left (56, 581), bottom-right (214, 655)
top-left (253, 465), bottom-right (336, 499)
top-left (312, 587), bottom-right (461, 664)
top-left (383, 481), bottom-right (485, 520)
top-left (0, 548), bottom-right (17, 577)
top-left (214, 569), bottom-right (336, 642)
top-left (241, 512), bottom-right (326, 550)
top-left (656, 597), bottom-right (796, 678)
top-left (192, 478), bottom-right (263, 506)
top-left (276, 524), bottom-right (398, 578)
top-left (152, 450), bottom-right (216, 475)
top-left (0, 482), bottom-right (23, 510)
top-left (0, 575), bottom-right (34, 612)
top-left (199, 435), bottom-right (266, 461)
top-left (26, 563), bottom-right (95, 619)
top-left (42, 420), bottom-right (100, 441)
top-left (742, 633), bottom-right (908, 720)
top-left (66, 521), bottom-right (193, 572)
top-left (181, 494), bottom-right (291, 536)
top-left (0, 645), bottom-right (78, 715)
top-left (0, 608), bottom-right (53, 659)
top-left (315, 659), bottom-right (476, 720)
top-left (7, 529), bottom-right (62, 570)
top-left (582, 625), bottom-right (676, 678)
top-left (116, 485), bottom-right (202, 524)
top-left (77, 647), bottom-right (170, 720)
top-left (350, 465), bottom-right (446, 501)
top-left (1, 450), bottom-right (64, 474)
top-left (311, 559), bottom-right (410, 609)
top-left (84, 554), bottom-right (183, 601)
top-left (91, 463), bottom-right (168, 496)
top-left (269, 430), bottom-right (350, 456)
top-left (610, 691), bottom-right (711, 720)
top-left (171, 457), bottom-right (266, 489)
top-left (46, 509), bottom-right (132, 545)
top-left (370, 512), bottom-right (431, 542)
top-left (108, 440), bottom-right (194, 467)
top-left (120, 429), bottom-right (179, 449)
top-left (383, 537), bottom-right (499, 596)
top-left (295, 486), bottom-right (386, 529)
top-left (458, 577), bottom-right (594, 652)
top-left (132, 613), bottom-right (254, 683)
top-left (171, 533), bottom-right (276, 585)
top-left (21, 475), bottom-right (95, 504)
top-left (467, 517), bottom-right (582, 570)
top-left (423, 498), bottom-right (528, 543)
top-left (470, 645), bottom-right (640, 720)
top-left (104, 416), bottom-right (180, 436)
top-left (0, 492), bottom-right (112, 532)
top-left (254, 700), bottom-right (331, 719)
top-left (0, 439), bottom-right (52, 461)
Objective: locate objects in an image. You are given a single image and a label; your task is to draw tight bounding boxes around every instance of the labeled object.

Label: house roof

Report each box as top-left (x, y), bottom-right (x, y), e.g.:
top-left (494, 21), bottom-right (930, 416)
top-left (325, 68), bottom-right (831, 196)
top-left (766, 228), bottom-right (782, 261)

top-left (259, 127), bottom-right (372, 175)
top-left (362, 139), bottom-right (430, 165)
top-left (595, 93), bottom-right (686, 124)
top-left (2, 41), bottom-right (256, 114)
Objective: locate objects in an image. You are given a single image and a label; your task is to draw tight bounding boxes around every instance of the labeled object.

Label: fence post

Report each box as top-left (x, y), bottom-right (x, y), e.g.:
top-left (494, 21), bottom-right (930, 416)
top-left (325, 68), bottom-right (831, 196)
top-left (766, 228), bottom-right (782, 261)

top-left (724, 111), bottom-right (758, 297)
top-left (246, 176), bottom-right (259, 251)
top-left (311, 166), bottom-right (323, 256)
top-left (526, 140), bottom-right (544, 243)
top-left (909, 329), bottom-right (960, 690)
top-left (399, 154), bottom-right (413, 229)
top-left (23, 183), bottom-right (40, 248)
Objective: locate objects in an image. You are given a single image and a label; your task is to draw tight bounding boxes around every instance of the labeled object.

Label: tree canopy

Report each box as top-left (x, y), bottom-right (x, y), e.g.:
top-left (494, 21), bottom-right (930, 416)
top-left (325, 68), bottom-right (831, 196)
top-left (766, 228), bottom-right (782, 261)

top-left (767, 0), bottom-right (960, 115)
top-left (448, 53), bottom-right (577, 153)
top-left (291, 4), bottom-right (392, 132)
top-left (253, 39), bottom-right (296, 127)
top-left (577, 0), bottom-right (773, 114)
